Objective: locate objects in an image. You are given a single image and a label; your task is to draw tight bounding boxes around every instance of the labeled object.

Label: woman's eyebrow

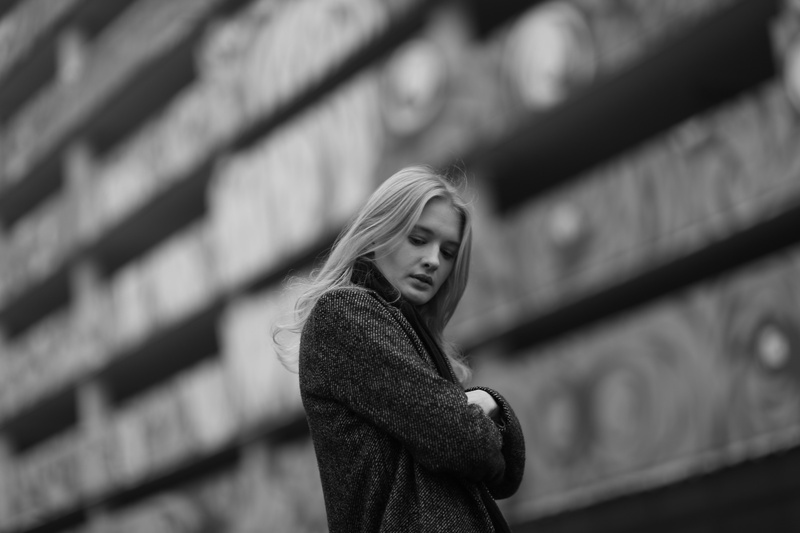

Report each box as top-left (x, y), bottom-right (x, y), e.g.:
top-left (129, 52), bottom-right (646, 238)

top-left (411, 225), bottom-right (433, 236)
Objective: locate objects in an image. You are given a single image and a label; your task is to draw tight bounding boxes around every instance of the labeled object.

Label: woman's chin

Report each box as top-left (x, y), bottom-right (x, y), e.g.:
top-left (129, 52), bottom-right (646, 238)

top-left (402, 285), bottom-right (433, 306)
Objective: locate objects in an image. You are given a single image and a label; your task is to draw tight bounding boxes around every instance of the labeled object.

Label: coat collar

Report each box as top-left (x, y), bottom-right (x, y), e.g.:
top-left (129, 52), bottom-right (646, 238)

top-left (351, 256), bottom-right (402, 306)
top-left (351, 257), bottom-right (458, 385)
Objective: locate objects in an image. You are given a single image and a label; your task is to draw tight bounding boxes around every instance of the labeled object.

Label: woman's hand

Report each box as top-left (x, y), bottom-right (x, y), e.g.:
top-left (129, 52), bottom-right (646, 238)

top-left (466, 390), bottom-right (500, 421)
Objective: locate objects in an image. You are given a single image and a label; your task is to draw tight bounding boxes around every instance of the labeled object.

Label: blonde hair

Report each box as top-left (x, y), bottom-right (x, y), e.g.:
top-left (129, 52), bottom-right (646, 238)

top-left (274, 165), bottom-right (474, 383)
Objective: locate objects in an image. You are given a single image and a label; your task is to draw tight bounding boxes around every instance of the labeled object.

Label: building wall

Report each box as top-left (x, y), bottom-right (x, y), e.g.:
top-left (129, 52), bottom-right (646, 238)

top-left (0, 0), bottom-right (798, 531)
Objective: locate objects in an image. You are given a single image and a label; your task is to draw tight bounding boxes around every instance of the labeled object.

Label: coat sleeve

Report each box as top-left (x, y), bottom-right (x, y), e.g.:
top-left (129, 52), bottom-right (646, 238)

top-left (466, 386), bottom-right (526, 499)
top-left (300, 288), bottom-right (506, 484)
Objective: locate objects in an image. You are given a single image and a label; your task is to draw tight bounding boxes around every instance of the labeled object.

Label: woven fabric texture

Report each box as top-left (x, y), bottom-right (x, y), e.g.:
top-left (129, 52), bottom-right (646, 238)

top-left (299, 287), bottom-right (525, 532)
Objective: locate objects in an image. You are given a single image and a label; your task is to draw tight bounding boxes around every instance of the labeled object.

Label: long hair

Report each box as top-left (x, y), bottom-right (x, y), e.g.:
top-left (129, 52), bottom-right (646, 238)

top-left (273, 165), bottom-right (474, 382)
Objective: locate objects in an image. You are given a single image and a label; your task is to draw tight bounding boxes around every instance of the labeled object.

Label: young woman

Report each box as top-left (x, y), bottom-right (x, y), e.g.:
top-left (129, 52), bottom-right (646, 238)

top-left (275, 166), bottom-right (525, 532)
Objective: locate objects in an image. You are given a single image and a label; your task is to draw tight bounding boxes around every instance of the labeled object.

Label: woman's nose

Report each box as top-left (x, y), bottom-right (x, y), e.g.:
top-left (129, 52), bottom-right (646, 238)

top-left (422, 247), bottom-right (440, 270)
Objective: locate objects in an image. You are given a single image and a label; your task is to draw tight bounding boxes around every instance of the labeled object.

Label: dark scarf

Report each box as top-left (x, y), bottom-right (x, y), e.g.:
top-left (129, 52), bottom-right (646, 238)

top-left (351, 258), bottom-right (513, 533)
top-left (351, 258), bottom-right (458, 385)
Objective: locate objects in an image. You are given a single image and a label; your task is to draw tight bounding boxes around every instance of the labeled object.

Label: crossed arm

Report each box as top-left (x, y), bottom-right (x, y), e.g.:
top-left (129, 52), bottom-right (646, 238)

top-left (300, 289), bottom-right (525, 497)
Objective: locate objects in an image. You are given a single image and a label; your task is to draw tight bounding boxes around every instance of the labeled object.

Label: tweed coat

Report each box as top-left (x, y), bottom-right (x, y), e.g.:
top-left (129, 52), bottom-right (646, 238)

top-left (299, 285), bottom-right (526, 532)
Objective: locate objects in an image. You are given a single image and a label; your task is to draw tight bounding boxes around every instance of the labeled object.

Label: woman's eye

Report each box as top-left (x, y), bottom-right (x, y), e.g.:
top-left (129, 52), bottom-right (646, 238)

top-left (409, 236), bottom-right (425, 245)
top-left (442, 249), bottom-right (455, 260)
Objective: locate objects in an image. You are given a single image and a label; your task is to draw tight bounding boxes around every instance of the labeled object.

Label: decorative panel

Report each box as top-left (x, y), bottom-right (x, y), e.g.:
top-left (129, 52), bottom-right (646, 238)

top-left (177, 358), bottom-right (239, 452)
top-left (450, 78), bottom-right (800, 347)
top-left (219, 285), bottom-right (303, 426)
top-left (0, 295), bottom-right (109, 421)
top-left (0, 0), bottom-right (224, 187)
top-left (207, 73), bottom-right (380, 289)
top-left (2, 191), bottom-right (77, 306)
top-left (7, 429), bottom-right (84, 530)
top-left (0, 0), bottom-right (80, 84)
top-left (470, 248), bottom-right (800, 522)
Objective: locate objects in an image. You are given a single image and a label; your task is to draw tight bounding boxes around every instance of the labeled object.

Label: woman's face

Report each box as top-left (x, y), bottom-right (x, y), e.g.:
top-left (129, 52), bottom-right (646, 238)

top-left (375, 198), bottom-right (462, 305)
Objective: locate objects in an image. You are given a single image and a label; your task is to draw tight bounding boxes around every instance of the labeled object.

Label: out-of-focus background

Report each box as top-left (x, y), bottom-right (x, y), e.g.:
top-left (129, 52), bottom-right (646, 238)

top-left (0, 0), bottom-right (799, 531)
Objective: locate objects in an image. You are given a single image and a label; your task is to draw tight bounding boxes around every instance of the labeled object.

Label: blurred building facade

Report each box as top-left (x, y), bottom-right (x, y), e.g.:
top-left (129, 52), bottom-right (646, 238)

top-left (0, 0), bottom-right (799, 531)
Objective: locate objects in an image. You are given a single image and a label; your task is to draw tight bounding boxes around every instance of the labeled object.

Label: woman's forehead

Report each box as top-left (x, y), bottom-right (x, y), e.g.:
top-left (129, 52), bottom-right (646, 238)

top-left (416, 198), bottom-right (462, 244)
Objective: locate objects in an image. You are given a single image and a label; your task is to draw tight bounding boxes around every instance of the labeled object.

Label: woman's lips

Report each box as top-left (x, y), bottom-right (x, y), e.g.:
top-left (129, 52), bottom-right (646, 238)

top-left (411, 274), bottom-right (433, 286)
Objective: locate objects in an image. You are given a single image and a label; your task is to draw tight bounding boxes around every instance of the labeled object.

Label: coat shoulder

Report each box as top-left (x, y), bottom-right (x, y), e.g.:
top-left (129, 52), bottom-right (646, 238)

top-left (310, 286), bottom-right (392, 322)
